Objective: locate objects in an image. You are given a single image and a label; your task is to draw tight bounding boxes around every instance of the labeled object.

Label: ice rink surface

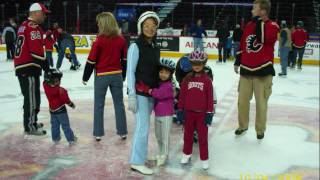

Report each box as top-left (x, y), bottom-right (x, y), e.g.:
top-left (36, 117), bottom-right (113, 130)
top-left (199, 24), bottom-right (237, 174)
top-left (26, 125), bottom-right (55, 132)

top-left (0, 52), bottom-right (318, 180)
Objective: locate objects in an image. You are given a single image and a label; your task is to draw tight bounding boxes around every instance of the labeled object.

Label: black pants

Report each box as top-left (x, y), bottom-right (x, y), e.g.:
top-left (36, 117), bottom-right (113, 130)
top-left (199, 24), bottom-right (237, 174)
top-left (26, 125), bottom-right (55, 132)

top-left (218, 41), bottom-right (227, 62)
top-left (5, 41), bottom-right (15, 60)
top-left (18, 75), bottom-right (41, 132)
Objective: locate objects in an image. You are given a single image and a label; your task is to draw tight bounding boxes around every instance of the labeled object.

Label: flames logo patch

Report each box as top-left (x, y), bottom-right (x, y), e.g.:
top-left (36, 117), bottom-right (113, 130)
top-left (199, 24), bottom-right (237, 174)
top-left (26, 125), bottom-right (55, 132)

top-left (246, 35), bottom-right (263, 53)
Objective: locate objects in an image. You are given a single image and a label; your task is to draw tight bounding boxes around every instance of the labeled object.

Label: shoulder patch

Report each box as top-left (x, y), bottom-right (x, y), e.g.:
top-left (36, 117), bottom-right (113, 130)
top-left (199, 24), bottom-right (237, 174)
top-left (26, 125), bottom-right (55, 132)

top-left (28, 21), bottom-right (38, 28)
top-left (18, 26), bottom-right (26, 33)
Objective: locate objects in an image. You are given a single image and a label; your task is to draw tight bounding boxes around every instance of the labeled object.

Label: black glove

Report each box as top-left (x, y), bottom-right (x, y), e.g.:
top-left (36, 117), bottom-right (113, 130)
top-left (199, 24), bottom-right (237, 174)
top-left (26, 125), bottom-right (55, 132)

top-left (234, 53), bottom-right (241, 66)
top-left (121, 60), bottom-right (127, 81)
top-left (177, 110), bottom-right (185, 124)
top-left (69, 102), bottom-right (76, 109)
top-left (205, 113), bottom-right (213, 126)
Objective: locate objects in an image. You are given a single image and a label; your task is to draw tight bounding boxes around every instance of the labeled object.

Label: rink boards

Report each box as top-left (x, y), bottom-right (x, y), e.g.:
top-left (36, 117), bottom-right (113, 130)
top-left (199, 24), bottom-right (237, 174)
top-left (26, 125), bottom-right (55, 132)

top-left (0, 34), bottom-right (319, 65)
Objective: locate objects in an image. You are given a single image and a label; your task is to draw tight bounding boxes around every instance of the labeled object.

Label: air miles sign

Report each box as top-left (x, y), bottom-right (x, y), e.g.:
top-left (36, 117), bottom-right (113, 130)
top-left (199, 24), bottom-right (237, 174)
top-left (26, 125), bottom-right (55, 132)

top-left (72, 35), bottom-right (97, 48)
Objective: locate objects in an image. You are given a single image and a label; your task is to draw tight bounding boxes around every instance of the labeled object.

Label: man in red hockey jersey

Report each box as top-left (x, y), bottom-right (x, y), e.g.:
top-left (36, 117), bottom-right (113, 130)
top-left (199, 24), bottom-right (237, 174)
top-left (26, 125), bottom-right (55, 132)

top-left (14, 3), bottom-right (50, 135)
top-left (234, 0), bottom-right (279, 139)
top-left (291, 21), bottom-right (308, 70)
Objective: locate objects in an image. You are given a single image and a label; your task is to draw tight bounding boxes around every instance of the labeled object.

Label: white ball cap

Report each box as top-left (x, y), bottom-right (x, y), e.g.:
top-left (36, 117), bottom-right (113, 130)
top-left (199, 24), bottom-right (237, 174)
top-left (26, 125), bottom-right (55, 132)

top-left (29, 3), bottom-right (51, 14)
top-left (137, 11), bottom-right (160, 35)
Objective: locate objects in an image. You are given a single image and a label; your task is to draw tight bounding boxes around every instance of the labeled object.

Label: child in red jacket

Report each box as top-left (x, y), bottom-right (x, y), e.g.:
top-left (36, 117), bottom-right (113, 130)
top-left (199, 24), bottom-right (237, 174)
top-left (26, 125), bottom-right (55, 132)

top-left (44, 30), bottom-right (56, 67)
top-left (43, 69), bottom-right (77, 144)
top-left (177, 50), bottom-right (214, 170)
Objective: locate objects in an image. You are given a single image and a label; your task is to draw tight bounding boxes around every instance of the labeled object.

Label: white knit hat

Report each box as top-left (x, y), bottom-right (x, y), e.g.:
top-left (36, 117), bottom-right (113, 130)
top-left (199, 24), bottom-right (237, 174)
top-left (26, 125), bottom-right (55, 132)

top-left (137, 11), bottom-right (160, 35)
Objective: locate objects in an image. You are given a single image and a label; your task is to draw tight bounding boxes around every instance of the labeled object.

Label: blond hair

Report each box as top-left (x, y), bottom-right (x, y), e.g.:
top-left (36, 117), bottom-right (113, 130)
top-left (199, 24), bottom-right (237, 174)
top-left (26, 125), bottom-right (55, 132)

top-left (254, 0), bottom-right (271, 15)
top-left (96, 12), bottom-right (120, 37)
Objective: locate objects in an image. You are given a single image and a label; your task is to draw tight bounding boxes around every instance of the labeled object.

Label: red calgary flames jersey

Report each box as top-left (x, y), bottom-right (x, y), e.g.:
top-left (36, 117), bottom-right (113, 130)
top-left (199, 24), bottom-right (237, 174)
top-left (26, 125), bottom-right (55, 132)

top-left (14, 18), bottom-right (46, 76)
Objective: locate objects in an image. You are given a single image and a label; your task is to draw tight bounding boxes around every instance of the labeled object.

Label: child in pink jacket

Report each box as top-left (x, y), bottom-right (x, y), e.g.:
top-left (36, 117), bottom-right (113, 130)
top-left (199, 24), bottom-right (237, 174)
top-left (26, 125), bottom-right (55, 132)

top-left (136, 58), bottom-right (176, 166)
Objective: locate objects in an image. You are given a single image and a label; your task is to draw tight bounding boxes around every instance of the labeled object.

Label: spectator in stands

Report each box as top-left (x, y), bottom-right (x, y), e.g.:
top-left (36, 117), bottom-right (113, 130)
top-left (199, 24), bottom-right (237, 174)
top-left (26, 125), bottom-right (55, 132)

top-left (163, 22), bottom-right (174, 36)
top-left (128, 14), bottom-right (137, 35)
top-left (216, 19), bottom-right (230, 63)
top-left (181, 24), bottom-right (189, 36)
top-left (1, 21), bottom-right (16, 61)
top-left (121, 19), bottom-right (129, 35)
top-left (191, 19), bottom-right (207, 51)
top-left (232, 24), bottom-right (243, 61)
top-left (278, 20), bottom-right (292, 76)
top-left (291, 21), bottom-right (308, 70)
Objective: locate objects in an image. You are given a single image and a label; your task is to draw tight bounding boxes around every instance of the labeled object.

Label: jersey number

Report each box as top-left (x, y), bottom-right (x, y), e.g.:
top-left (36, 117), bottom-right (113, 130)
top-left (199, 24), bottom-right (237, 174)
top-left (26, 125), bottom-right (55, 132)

top-left (15, 36), bottom-right (25, 57)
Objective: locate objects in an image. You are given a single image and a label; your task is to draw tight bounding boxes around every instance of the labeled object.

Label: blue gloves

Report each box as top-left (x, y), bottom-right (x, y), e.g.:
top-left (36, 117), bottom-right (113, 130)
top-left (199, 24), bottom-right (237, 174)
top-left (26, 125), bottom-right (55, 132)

top-left (205, 113), bottom-right (213, 126)
top-left (177, 110), bottom-right (185, 124)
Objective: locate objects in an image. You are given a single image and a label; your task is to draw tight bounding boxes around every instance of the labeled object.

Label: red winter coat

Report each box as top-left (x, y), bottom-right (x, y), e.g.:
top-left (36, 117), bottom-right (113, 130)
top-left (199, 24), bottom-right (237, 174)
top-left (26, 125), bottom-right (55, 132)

top-left (292, 28), bottom-right (308, 48)
top-left (43, 82), bottom-right (72, 113)
top-left (239, 19), bottom-right (279, 71)
top-left (178, 73), bottom-right (214, 113)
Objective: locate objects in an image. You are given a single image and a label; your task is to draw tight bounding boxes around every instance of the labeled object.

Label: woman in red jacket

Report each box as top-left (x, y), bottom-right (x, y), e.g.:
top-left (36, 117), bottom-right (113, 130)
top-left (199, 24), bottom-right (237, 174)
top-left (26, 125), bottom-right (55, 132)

top-left (82, 12), bottom-right (128, 142)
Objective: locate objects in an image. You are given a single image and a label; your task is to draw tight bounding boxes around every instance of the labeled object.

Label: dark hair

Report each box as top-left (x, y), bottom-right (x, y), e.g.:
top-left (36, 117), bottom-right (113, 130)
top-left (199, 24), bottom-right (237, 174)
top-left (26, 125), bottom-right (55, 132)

top-left (139, 17), bottom-right (157, 41)
top-left (159, 66), bottom-right (173, 81)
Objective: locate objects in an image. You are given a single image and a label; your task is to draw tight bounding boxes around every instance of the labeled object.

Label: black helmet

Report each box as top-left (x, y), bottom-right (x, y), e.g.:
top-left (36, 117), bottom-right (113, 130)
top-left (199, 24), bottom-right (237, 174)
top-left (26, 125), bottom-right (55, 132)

top-left (44, 69), bottom-right (63, 85)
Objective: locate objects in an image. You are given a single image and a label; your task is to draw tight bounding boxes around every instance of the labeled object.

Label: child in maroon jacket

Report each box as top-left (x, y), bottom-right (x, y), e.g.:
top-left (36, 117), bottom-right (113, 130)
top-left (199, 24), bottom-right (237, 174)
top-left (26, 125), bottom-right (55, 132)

top-left (177, 50), bottom-right (214, 170)
top-left (44, 30), bottom-right (56, 67)
top-left (43, 69), bottom-right (77, 144)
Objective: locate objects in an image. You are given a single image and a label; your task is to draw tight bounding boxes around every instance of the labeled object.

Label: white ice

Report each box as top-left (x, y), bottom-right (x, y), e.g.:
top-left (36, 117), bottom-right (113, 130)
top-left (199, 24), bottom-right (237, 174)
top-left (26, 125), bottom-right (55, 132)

top-left (0, 52), bottom-right (319, 179)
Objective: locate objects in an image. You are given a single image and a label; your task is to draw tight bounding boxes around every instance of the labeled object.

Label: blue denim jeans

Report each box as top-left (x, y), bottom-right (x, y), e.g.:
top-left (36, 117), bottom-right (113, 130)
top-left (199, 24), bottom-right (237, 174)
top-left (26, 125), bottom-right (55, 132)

top-left (279, 47), bottom-right (290, 74)
top-left (292, 46), bottom-right (305, 68)
top-left (56, 39), bottom-right (79, 69)
top-left (233, 41), bottom-right (240, 58)
top-left (50, 111), bottom-right (75, 142)
top-left (193, 37), bottom-right (204, 51)
top-left (93, 73), bottom-right (127, 137)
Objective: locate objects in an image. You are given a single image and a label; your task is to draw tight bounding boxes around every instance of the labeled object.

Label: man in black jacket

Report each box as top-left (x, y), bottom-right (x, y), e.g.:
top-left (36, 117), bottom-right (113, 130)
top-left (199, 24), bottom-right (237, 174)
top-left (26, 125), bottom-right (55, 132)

top-left (216, 20), bottom-right (230, 63)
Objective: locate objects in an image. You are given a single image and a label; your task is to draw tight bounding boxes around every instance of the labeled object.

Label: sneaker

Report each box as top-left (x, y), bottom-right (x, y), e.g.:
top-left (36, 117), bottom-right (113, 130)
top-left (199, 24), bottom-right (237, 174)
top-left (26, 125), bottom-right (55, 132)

top-left (257, 133), bottom-right (264, 139)
top-left (235, 128), bottom-right (248, 135)
top-left (278, 73), bottom-right (287, 76)
top-left (25, 129), bottom-right (47, 136)
top-left (95, 136), bottom-right (101, 142)
top-left (202, 160), bottom-right (209, 170)
top-left (69, 136), bottom-right (78, 145)
top-left (131, 165), bottom-right (154, 175)
top-left (180, 153), bottom-right (191, 164)
top-left (120, 134), bottom-right (127, 140)
top-left (156, 155), bottom-right (167, 166)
